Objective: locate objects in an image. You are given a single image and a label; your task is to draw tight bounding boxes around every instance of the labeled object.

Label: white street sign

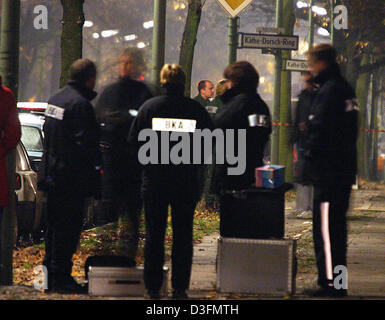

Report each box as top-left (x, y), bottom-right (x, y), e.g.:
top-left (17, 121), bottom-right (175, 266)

top-left (284, 59), bottom-right (309, 72)
top-left (240, 33), bottom-right (299, 50)
top-left (217, 0), bottom-right (253, 17)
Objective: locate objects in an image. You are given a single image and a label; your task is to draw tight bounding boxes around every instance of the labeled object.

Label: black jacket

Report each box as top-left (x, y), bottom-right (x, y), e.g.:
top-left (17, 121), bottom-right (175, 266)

top-left (128, 83), bottom-right (214, 200)
top-left (293, 89), bottom-right (316, 184)
top-left (304, 65), bottom-right (358, 186)
top-left (38, 81), bottom-right (101, 197)
top-left (95, 76), bottom-right (153, 123)
top-left (94, 76), bottom-right (152, 184)
top-left (212, 85), bottom-right (272, 192)
top-left (293, 89), bottom-right (316, 150)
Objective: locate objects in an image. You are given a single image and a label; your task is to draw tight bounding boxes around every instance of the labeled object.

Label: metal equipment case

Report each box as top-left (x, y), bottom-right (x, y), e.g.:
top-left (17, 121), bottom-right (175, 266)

top-left (88, 266), bottom-right (168, 297)
top-left (216, 237), bottom-right (296, 296)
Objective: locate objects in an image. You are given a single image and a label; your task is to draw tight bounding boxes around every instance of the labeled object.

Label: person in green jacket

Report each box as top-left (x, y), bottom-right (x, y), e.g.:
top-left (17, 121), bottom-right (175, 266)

top-left (202, 79), bottom-right (228, 208)
top-left (193, 80), bottom-right (214, 106)
top-left (205, 79), bottom-right (228, 115)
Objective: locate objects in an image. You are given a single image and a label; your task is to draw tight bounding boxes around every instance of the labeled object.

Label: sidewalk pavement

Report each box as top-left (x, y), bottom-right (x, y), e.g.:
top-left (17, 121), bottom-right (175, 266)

top-left (187, 189), bottom-right (385, 299)
top-left (0, 189), bottom-right (384, 300)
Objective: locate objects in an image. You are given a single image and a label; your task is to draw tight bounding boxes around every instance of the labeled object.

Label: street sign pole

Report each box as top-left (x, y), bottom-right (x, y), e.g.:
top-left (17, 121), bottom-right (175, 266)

top-left (330, 0), bottom-right (335, 45)
top-left (218, 1), bottom-right (253, 66)
top-left (151, 0), bottom-right (166, 90)
top-left (279, 0), bottom-right (295, 182)
top-left (227, 16), bottom-right (239, 65)
top-left (308, 0), bottom-right (314, 48)
top-left (271, 0), bottom-right (283, 165)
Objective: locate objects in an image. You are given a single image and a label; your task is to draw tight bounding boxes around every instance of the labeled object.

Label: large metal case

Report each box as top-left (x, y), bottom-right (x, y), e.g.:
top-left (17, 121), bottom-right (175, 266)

top-left (88, 266), bottom-right (168, 297)
top-left (216, 237), bottom-right (296, 296)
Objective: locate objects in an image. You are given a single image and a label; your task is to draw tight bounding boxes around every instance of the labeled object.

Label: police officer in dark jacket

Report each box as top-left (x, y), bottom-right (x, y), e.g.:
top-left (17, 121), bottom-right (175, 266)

top-left (212, 61), bottom-right (272, 192)
top-left (129, 64), bottom-right (214, 299)
top-left (38, 59), bottom-right (101, 293)
top-left (294, 71), bottom-right (316, 164)
top-left (303, 44), bottom-right (358, 297)
top-left (292, 71), bottom-right (316, 218)
top-left (94, 49), bottom-right (152, 261)
top-left (212, 61), bottom-right (272, 238)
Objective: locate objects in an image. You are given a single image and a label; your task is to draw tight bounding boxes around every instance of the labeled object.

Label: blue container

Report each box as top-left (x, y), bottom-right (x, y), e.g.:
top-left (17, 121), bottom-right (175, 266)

top-left (255, 165), bottom-right (285, 189)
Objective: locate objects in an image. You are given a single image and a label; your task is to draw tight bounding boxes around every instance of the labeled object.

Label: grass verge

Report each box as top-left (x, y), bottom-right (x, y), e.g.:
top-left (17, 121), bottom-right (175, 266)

top-left (13, 202), bottom-right (219, 285)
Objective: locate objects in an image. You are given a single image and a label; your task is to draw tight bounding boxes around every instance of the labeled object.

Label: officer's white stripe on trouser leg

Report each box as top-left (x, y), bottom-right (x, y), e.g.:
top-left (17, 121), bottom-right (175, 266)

top-left (320, 202), bottom-right (334, 284)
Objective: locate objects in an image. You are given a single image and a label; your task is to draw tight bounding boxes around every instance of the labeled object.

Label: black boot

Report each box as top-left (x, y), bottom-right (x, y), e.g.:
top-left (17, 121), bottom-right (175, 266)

top-left (144, 289), bottom-right (161, 300)
top-left (172, 289), bottom-right (188, 300)
top-left (54, 276), bottom-right (87, 294)
top-left (303, 285), bottom-right (347, 298)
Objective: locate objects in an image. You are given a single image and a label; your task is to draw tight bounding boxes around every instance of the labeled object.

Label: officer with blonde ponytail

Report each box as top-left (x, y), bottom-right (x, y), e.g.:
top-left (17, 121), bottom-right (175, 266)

top-left (129, 64), bottom-right (214, 299)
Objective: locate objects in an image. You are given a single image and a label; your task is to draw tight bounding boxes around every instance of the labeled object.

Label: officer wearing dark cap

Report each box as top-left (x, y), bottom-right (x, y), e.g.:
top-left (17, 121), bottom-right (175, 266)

top-left (39, 59), bottom-right (101, 293)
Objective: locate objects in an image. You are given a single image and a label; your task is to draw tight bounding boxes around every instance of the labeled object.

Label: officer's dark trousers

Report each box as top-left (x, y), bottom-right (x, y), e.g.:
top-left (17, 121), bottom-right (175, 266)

top-left (43, 189), bottom-right (85, 287)
top-left (101, 174), bottom-right (142, 260)
top-left (312, 183), bottom-right (352, 287)
top-left (143, 193), bottom-right (197, 292)
top-left (113, 187), bottom-right (142, 260)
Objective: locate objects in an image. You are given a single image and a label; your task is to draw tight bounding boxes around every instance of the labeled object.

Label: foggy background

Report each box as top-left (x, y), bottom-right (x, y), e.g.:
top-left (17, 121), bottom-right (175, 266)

top-left (16, 0), bottom-right (329, 102)
top-left (1, 0), bottom-right (383, 161)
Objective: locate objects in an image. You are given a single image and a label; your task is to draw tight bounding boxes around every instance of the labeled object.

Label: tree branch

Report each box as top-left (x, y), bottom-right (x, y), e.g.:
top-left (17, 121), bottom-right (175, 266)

top-left (359, 57), bottom-right (385, 74)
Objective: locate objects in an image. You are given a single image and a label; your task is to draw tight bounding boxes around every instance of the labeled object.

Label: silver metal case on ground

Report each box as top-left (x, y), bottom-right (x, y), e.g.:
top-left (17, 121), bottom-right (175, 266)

top-left (216, 237), bottom-right (296, 296)
top-left (88, 266), bottom-right (168, 297)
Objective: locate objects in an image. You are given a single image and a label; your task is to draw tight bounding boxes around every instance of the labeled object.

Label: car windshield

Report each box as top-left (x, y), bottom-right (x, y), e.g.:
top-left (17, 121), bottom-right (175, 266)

top-left (21, 126), bottom-right (43, 153)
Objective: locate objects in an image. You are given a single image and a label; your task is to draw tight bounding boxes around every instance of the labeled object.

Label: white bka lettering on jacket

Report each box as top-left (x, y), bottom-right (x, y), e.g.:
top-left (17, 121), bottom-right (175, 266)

top-left (45, 104), bottom-right (65, 120)
top-left (137, 127), bottom-right (246, 176)
top-left (248, 114), bottom-right (270, 128)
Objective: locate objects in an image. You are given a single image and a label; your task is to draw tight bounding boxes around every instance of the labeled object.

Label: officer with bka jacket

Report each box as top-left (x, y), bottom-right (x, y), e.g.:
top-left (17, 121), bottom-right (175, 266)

top-left (211, 61), bottom-right (272, 237)
top-left (129, 64), bottom-right (213, 299)
top-left (38, 59), bottom-right (101, 294)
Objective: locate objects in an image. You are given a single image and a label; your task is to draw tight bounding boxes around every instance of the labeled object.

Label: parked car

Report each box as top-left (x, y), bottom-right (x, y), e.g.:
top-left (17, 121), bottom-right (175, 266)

top-left (15, 141), bottom-right (44, 239)
top-left (17, 102), bottom-right (47, 117)
top-left (19, 113), bottom-right (45, 172)
top-left (17, 103), bottom-right (46, 172)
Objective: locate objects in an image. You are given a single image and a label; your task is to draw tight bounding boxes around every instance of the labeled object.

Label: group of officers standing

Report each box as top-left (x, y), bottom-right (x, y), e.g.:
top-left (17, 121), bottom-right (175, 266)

top-left (37, 43), bottom-right (358, 299)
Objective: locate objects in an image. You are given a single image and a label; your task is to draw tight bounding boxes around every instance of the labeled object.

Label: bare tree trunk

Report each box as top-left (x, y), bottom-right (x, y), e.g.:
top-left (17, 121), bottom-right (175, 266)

top-left (50, 43), bottom-right (61, 96)
top-left (369, 69), bottom-right (380, 180)
top-left (60, 0), bottom-right (85, 88)
top-left (356, 53), bottom-right (371, 179)
top-left (0, 0), bottom-right (20, 286)
top-left (179, 0), bottom-right (204, 97)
